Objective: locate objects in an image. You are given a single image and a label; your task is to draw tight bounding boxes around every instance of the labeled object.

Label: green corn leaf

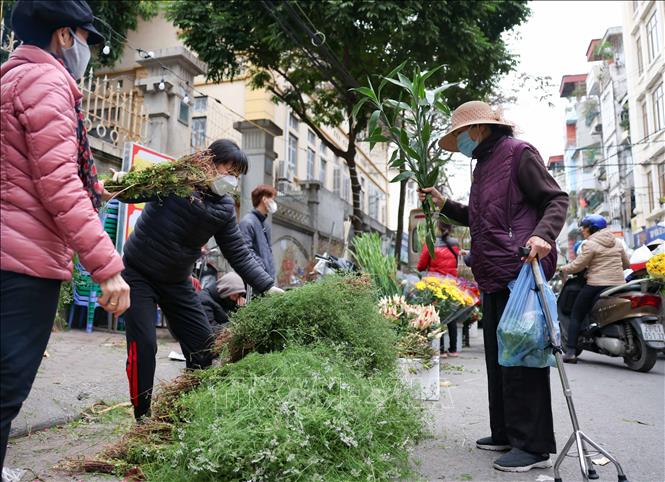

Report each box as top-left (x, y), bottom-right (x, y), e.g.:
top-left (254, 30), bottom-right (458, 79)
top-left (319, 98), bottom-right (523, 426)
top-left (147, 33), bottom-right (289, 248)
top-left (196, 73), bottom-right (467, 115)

top-left (426, 234), bottom-right (436, 260)
top-left (384, 99), bottom-right (411, 111)
top-left (390, 170), bottom-right (414, 183)
top-left (378, 61), bottom-right (408, 95)
top-left (351, 97), bottom-right (369, 122)
top-left (352, 86), bottom-right (378, 102)
top-left (368, 110), bottom-right (381, 136)
top-left (397, 72), bottom-right (414, 93)
top-left (422, 121), bottom-right (432, 146)
top-left (421, 65), bottom-right (446, 83)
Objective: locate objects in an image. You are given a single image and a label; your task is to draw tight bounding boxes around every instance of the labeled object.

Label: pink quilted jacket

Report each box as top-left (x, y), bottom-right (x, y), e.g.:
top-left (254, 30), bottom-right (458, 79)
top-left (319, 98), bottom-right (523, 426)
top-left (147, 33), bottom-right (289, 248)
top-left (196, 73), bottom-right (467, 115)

top-left (1, 45), bottom-right (123, 283)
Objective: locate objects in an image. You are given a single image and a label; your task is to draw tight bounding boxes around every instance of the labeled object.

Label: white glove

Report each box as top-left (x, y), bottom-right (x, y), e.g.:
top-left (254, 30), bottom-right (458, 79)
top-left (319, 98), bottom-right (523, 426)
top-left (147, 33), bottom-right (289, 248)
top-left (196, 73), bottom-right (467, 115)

top-left (267, 286), bottom-right (284, 295)
top-left (110, 168), bottom-right (128, 182)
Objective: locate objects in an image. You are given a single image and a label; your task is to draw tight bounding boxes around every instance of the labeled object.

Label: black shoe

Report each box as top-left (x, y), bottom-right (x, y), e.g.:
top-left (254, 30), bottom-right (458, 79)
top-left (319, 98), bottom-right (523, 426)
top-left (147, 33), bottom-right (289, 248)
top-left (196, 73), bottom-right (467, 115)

top-left (493, 448), bottom-right (552, 472)
top-left (563, 349), bottom-right (577, 364)
top-left (476, 436), bottom-right (511, 451)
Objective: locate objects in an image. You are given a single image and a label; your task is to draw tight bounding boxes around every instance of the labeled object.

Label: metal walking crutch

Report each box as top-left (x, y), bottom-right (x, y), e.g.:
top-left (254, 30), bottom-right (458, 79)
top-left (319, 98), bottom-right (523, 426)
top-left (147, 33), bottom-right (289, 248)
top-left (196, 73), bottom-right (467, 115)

top-left (519, 247), bottom-right (629, 482)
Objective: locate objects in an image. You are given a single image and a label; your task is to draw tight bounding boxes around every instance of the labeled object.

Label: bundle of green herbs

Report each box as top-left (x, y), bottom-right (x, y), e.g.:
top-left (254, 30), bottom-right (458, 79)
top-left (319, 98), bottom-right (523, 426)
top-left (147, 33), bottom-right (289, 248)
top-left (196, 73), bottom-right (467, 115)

top-left (102, 150), bottom-right (217, 201)
top-left (351, 233), bottom-right (400, 298)
top-left (224, 274), bottom-right (396, 374)
top-left (125, 346), bottom-right (425, 481)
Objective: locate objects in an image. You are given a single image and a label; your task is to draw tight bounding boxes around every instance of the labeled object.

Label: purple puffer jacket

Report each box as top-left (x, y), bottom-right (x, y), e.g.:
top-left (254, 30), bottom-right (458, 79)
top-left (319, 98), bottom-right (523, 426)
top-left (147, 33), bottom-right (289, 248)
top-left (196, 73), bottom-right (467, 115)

top-left (468, 136), bottom-right (556, 293)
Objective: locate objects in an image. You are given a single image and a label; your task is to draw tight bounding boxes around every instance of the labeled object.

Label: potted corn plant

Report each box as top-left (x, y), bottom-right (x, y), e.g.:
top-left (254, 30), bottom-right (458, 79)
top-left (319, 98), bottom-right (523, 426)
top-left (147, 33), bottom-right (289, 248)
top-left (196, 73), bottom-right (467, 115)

top-left (352, 63), bottom-right (455, 258)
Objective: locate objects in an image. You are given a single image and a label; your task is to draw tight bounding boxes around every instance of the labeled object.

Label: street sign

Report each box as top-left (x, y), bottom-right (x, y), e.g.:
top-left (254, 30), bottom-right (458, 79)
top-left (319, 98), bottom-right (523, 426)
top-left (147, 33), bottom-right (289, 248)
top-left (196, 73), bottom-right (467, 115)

top-left (115, 143), bottom-right (174, 253)
top-left (633, 223), bottom-right (665, 247)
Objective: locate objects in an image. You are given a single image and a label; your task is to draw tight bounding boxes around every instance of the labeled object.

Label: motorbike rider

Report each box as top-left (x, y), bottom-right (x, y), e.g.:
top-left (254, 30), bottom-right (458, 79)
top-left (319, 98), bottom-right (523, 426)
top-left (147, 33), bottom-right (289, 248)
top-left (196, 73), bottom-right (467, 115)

top-left (559, 215), bottom-right (630, 363)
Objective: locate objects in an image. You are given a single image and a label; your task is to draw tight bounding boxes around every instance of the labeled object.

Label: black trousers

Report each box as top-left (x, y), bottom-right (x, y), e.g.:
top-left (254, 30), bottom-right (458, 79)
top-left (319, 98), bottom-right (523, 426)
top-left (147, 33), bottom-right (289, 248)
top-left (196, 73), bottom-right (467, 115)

top-left (482, 289), bottom-right (556, 454)
top-left (568, 285), bottom-right (611, 350)
top-left (445, 319), bottom-right (458, 353)
top-left (1, 271), bottom-right (61, 469)
top-left (122, 264), bottom-right (214, 420)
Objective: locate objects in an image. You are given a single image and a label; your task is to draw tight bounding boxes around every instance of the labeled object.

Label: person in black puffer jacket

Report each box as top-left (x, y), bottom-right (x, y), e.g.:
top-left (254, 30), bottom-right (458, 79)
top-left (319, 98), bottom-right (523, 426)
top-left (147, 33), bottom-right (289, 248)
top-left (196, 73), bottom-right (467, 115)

top-left (121, 139), bottom-right (281, 420)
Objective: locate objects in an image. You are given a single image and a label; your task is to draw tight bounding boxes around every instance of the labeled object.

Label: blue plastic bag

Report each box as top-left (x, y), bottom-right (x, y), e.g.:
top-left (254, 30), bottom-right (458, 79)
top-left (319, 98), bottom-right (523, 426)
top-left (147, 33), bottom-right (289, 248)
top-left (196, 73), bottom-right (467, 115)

top-left (497, 263), bottom-right (560, 368)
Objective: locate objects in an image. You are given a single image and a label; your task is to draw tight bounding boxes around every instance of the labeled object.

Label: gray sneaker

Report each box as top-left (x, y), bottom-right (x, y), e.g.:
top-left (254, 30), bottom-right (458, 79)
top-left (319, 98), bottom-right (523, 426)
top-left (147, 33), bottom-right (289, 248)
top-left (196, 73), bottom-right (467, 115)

top-left (493, 448), bottom-right (552, 472)
top-left (476, 436), bottom-right (511, 451)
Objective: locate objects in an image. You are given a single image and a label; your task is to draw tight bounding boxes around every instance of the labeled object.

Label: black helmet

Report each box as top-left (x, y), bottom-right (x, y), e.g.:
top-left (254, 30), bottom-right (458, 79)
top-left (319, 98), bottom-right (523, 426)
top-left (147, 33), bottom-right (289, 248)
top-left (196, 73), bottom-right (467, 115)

top-left (11, 0), bottom-right (105, 47)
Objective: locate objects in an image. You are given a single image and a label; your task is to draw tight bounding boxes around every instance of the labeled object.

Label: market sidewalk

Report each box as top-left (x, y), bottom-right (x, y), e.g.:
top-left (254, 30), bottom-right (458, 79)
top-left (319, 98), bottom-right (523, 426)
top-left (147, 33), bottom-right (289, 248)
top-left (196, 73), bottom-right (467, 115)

top-left (414, 330), bottom-right (665, 482)
top-left (9, 329), bottom-right (182, 438)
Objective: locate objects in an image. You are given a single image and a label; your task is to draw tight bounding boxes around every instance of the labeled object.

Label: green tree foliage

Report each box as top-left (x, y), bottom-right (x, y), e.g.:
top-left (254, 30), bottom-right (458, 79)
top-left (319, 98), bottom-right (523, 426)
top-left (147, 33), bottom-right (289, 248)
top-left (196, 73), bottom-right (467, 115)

top-left (168, 0), bottom-right (529, 231)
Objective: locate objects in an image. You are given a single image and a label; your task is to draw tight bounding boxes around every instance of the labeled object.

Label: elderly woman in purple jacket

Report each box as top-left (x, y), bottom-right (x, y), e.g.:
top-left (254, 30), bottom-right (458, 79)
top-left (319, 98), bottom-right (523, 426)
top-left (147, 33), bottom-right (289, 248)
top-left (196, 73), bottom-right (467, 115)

top-left (421, 101), bottom-right (568, 473)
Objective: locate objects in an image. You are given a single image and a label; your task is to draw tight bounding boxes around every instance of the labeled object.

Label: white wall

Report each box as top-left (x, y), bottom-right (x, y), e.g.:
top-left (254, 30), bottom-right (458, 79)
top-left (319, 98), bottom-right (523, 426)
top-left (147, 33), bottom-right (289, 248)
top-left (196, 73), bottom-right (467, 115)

top-left (623, 0), bottom-right (665, 231)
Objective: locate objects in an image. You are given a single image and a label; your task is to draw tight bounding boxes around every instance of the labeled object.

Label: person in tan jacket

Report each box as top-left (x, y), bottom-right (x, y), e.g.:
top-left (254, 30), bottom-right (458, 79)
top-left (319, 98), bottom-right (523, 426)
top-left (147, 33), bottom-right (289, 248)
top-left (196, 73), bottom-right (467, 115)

top-left (559, 215), bottom-right (630, 363)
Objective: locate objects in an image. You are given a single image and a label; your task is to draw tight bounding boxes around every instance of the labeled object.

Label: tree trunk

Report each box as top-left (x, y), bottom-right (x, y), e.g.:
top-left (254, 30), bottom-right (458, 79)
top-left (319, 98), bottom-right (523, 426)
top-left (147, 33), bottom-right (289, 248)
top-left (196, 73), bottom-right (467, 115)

top-left (344, 148), bottom-right (364, 236)
top-left (394, 178), bottom-right (407, 265)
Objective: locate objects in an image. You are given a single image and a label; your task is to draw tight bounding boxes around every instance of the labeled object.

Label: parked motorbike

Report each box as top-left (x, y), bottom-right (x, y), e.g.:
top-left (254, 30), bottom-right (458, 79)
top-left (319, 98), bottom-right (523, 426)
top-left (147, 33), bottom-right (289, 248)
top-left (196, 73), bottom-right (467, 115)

top-left (311, 253), bottom-right (356, 277)
top-left (558, 274), bottom-right (664, 372)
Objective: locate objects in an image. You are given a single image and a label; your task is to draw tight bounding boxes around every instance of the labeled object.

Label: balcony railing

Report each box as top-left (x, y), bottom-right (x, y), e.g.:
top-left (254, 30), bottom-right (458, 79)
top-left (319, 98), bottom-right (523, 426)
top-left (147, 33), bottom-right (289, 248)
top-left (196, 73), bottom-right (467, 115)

top-left (80, 71), bottom-right (147, 147)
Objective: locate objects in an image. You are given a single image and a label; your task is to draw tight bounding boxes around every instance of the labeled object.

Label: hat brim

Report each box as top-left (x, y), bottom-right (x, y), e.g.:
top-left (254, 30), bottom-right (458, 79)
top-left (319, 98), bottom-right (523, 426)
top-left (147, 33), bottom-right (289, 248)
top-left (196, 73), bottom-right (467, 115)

top-left (438, 119), bottom-right (514, 152)
top-left (80, 22), bottom-right (104, 45)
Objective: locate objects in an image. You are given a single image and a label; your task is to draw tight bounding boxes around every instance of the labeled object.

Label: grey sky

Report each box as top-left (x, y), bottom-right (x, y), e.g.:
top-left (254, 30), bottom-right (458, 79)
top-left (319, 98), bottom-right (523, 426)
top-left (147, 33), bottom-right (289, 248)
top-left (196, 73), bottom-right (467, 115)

top-left (446, 0), bottom-right (623, 201)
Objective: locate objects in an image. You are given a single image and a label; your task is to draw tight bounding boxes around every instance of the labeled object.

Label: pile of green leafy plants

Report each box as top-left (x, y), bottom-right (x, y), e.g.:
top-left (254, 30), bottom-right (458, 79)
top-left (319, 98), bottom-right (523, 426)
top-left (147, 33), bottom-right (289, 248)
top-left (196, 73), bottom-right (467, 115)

top-left (126, 346), bottom-right (425, 481)
top-left (68, 276), bottom-right (428, 480)
top-left (102, 150), bottom-right (217, 201)
top-left (225, 274), bottom-right (396, 374)
top-left (351, 233), bottom-right (400, 298)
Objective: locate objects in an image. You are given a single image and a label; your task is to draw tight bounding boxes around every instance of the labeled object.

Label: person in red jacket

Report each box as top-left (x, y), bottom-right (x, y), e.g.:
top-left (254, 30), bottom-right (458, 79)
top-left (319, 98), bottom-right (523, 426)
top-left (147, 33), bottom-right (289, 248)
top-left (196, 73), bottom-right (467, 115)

top-left (417, 221), bottom-right (461, 356)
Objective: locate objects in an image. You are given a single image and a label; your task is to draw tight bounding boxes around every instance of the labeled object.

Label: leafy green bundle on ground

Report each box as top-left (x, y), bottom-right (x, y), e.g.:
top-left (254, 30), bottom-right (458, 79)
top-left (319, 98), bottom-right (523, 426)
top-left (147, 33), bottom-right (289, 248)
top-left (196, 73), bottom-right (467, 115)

top-left (225, 275), bottom-right (397, 374)
top-left (129, 346), bottom-right (425, 481)
top-left (103, 150), bottom-right (217, 201)
top-left (351, 233), bottom-right (400, 298)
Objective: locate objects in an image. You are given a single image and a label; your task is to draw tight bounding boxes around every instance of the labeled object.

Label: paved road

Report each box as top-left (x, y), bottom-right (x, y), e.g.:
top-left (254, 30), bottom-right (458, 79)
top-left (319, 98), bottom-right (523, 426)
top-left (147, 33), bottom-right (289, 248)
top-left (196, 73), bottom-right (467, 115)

top-left (414, 331), bottom-right (665, 482)
top-left (9, 329), bottom-right (182, 437)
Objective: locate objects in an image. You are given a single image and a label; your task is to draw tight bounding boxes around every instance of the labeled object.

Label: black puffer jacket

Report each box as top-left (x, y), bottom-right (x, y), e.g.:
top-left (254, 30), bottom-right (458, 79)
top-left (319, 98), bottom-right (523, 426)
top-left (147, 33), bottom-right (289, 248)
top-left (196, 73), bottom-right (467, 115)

top-left (123, 193), bottom-right (273, 292)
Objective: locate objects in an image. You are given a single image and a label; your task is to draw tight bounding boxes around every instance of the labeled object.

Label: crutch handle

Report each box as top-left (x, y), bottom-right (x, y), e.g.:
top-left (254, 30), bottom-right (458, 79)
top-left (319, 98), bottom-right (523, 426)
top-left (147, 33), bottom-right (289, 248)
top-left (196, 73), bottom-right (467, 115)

top-left (518, 246), bottom-right (532, 258)
top-left (519, 246), bottom-right (544, 284)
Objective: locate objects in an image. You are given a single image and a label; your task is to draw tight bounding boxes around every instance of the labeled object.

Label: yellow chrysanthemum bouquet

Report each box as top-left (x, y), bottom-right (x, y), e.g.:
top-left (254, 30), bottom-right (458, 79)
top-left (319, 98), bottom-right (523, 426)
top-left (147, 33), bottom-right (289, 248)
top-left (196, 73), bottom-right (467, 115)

top-left (646, 253), bottom-right (665, 294)
top-left (410, 276), bottom-right (475, 319)
top-left (646, 253), bottom-right (665, 280)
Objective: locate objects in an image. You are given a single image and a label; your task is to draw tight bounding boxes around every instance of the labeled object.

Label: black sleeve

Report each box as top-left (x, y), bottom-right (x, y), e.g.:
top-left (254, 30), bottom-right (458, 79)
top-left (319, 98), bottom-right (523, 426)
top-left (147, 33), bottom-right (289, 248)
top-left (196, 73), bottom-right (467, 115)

top-left (517, 150), bottom-right (569, 247)
top-left (441, 199), bottom-right (469, 227)
top-left (213, 301), bottom-right (229, 325)
top-left (214, 200), bottom-right (274, 293)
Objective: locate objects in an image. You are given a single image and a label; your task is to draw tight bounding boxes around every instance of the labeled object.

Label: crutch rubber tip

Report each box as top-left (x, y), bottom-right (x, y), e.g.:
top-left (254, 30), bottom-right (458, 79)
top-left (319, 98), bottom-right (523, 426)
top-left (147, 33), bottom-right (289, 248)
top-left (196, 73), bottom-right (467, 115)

top-left (588, 469), bottom-right (599, 479)
top-left (618, 476), bottom-right (628, 482)
top-left (554, 479), bottom-right (562, 482)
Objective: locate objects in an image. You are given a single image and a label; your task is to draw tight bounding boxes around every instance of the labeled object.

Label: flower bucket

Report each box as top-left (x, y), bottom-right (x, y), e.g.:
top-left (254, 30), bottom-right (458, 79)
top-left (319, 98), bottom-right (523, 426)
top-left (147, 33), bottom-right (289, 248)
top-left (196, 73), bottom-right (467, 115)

top-left (398, 334), bottom-right (441, 401)
top-left (398, 357), bottom-right (440, 401)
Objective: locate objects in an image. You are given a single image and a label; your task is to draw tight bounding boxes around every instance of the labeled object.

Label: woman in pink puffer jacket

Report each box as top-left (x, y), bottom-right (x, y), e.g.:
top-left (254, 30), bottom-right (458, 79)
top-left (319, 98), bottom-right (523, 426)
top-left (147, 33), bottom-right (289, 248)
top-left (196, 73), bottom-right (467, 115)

top-left (0, 0), bottom-right (130, 470)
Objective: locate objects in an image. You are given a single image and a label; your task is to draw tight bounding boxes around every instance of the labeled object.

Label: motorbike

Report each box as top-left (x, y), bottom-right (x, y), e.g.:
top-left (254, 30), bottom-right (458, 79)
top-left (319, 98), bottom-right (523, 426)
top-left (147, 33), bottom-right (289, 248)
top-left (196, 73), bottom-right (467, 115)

top-left (558, 274), bottom-right (664, 372)
top-left (311, 252), bottom-right (356, 277)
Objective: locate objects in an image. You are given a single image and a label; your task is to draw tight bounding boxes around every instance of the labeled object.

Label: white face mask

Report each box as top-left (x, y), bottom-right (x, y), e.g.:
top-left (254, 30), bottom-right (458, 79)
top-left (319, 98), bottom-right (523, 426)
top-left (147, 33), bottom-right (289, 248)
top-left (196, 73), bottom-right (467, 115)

top-left (267, 199), bottom-right (278, 214)
top-left (210, 174), bottom-right (238, 196)
top-left (62, 29), bottom-right (91, 81)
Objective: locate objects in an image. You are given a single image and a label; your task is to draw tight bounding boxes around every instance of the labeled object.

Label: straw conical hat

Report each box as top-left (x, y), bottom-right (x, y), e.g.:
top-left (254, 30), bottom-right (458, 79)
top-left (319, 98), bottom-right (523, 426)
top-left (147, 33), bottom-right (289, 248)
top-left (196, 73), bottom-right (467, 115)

top-left (438, 101), bottom-right (513, 152)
